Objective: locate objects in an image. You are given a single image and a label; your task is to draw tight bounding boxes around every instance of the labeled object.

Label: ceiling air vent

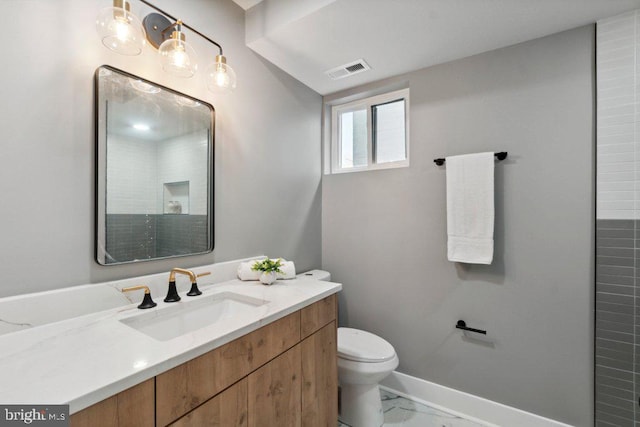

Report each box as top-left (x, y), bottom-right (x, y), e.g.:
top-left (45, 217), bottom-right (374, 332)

top-left (325, 59), bottom-right (371, 80)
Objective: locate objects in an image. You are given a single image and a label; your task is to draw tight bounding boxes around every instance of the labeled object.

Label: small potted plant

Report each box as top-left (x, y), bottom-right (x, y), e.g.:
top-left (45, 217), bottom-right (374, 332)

top-left (251, 258), bottom-right (283, 285)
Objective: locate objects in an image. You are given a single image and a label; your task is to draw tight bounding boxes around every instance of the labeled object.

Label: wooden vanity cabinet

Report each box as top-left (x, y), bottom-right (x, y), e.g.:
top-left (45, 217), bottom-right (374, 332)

top-left (156, 312), bottom-right (301, 426)
top-left (71, 294), bottom-right (337, 427)
top-left (70, 379), bottom-right (154, 427)
top-left (164, 294), bottom-right (337, 427)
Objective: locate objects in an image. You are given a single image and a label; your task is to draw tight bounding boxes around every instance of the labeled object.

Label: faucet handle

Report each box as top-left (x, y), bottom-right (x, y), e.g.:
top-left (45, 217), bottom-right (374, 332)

top-left (187, 271), bottom-right (211, 297)
top-left (121, 285), bottom-right (157, 309)
top-left (164, 280), bottom-right (181, 303)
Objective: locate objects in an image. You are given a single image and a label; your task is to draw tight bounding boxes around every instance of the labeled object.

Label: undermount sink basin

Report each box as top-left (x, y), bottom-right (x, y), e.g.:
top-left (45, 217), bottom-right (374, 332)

top-left (119, 291), bottom-right (268, 341)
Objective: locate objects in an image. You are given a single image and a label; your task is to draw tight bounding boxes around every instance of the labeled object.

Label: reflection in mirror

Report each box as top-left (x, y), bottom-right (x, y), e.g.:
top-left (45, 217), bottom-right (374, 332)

top-left (95, 66), bottom-right (214, 265)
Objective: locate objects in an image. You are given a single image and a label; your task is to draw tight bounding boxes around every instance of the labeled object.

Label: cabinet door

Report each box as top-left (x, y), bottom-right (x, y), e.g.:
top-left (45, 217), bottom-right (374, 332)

top-left (248, 345), bottom-right (301, 427)
top-left (301, 322), bottom-right (338, 427)
top-left (169, 378), bottom-right (248, 427)
top-left (70, 379), bottom-right (154, 427)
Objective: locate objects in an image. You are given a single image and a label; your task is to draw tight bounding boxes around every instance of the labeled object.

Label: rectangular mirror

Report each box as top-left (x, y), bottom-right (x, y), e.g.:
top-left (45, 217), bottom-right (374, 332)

top-left (95, 66), bottom-right (214, 265)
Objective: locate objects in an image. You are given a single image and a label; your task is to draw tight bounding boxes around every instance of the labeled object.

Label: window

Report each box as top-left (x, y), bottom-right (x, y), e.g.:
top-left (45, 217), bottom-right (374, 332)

top-left (330, 88), bottom-right (409, 173)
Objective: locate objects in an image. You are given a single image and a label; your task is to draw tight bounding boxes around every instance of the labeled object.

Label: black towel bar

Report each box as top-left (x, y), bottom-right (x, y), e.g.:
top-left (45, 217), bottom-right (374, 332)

top-left (455, 320), bottom-right (487, 335)
top-left (434, 152), bottom-right (507, 166)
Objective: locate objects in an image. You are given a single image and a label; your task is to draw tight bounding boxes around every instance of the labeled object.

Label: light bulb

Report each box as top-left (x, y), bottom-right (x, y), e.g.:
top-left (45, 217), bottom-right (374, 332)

top-left (158, 30), bottom-right (197, 78)
top-left (96, 1), bottom-right (145, 56)
top-left (215, 67), bottom-right (230, 87)
top-left (206, 55), bottom-right (237, 94)
top-left (172, 47), bottom-right (188, 68)
top-left (114, 19), bottom-right (130, 41)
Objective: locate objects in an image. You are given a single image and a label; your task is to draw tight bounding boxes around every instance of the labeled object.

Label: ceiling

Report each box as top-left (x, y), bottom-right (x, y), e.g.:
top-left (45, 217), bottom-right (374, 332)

top-left (99, 68), bottom-right (211, 142)
top-left (233, 0), bottom-right (640, 95)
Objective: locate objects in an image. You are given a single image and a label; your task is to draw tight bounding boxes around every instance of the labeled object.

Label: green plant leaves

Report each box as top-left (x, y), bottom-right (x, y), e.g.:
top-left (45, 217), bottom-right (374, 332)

top-left (251, 258), bottom-right (284, 274)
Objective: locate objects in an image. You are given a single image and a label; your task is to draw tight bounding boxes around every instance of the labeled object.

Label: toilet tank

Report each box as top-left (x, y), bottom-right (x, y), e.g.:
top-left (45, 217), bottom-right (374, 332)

top-left (297, 269), bottom-right (331, 281)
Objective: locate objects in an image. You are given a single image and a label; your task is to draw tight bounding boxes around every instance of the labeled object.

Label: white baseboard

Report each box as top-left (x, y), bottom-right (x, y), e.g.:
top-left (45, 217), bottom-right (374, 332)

top-left (380, 371), bottom-right (574, 427)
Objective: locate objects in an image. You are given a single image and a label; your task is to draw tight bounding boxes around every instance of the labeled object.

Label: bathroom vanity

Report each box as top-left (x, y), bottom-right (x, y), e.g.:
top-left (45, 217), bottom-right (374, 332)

top-left (0, 266), bottom-right (340, 427)
top-left (71, 294), bottom-right (337, 426)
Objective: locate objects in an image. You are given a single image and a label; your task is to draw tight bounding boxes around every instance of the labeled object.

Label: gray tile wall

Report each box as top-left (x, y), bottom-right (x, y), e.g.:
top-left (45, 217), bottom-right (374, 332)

top-left (156, 214), bottom-right (209, 258)
top-left (105, 214), bottom-right (209, 263)
top-left (596, 219), bottom-right (637, 426)
top-left (105, 214), bottom-right (157, 263)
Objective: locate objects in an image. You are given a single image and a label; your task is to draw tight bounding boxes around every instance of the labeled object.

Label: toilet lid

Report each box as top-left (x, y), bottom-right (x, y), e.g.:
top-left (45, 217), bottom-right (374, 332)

top-left (337, 328), bottom-right (396, 362)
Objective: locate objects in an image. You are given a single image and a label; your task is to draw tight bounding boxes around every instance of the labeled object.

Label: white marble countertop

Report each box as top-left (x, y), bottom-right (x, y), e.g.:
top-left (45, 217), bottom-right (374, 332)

top-left (0, 277), bottom-right (341, 413)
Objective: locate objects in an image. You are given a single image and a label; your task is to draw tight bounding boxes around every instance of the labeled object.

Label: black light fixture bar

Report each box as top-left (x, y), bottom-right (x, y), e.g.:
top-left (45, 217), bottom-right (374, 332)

top-left (138, 0), bottom-right (223, 55)
top-left (98, 0), bottom-right (237, 92)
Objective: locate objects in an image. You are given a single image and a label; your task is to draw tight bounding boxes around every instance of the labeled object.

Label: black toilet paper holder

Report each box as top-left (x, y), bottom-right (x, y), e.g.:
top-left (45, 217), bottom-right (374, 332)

top-left (455, 320), bottom-right (487, 335)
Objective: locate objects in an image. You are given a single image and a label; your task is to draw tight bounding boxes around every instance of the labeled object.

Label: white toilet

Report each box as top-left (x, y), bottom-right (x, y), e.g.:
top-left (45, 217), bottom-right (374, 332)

top-left (337, 328), bottom-right (398, 427)
top-left (300, 270), bottom-right (399, 427)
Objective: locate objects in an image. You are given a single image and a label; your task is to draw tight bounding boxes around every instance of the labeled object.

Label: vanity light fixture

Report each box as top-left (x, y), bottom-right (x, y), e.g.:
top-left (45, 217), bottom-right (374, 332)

top-left (96, 0), bottom-right (146, 56)
top-left (207, 55), bottom-right (237, 94)
top-left (96, 0), bottom-right (237, 93)
top-left (157, 20), bottom-right (197, 78)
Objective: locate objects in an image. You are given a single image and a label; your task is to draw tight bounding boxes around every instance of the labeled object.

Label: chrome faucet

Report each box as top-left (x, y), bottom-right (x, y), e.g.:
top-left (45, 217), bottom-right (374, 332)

top-left (164, 268), bottom-right (211, 302)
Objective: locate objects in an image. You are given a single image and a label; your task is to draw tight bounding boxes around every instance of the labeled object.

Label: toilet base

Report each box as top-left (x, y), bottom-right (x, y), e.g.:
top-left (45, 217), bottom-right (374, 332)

top-left (339, 383), bottom-right (383, 427)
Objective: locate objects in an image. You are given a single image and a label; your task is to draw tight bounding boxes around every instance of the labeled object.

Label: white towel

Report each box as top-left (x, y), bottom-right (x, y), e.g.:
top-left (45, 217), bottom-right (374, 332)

top-left (237, 260), bottom-right (261, 281)
top-left (236, 259), bottom-right (296, 280)
top-left (277, 261), bottom-right (296, 279)
top-left (446, 152), bottom-right (495, 264)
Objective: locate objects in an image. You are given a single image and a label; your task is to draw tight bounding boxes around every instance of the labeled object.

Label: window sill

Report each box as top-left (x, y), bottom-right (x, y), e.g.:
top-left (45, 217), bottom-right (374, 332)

top-left (328, 159), bottom-right (410, 175)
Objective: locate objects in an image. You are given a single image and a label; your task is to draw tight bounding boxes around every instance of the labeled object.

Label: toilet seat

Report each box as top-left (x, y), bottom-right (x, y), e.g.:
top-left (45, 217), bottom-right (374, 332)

top-left (338, 327), bottom-right (396, 363)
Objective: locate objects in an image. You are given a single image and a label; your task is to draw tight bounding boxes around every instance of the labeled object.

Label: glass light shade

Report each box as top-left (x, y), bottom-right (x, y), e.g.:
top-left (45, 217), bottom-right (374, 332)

top-left (158, 37), bottom-right (197, 78)
top-left (206, 58), bottom-right (237, 94)
top-left (96, 6), bottom-right (146, 56)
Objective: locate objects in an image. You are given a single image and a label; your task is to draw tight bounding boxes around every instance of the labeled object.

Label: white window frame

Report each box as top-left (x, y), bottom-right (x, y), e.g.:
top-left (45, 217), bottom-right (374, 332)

top-left (330, 88), bottom-right (410, 174)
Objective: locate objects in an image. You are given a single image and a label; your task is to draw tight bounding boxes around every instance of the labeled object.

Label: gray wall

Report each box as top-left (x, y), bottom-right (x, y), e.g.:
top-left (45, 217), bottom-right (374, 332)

top-left (0, 0), bottom-right (322, 297)
top-left (322, 26), bottom-right (594, 425)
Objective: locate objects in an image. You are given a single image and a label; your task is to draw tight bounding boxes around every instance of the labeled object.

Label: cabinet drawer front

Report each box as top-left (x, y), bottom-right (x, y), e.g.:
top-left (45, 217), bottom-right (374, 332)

top-left (301, 294), bottom-right (337, 339)
top-left (156, 311), bottom-right (300, 426)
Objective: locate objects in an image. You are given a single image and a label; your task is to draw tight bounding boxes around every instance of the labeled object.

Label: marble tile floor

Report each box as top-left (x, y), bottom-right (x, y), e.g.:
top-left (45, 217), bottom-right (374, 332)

top-left (338, 389), bottom-right (489, 427)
